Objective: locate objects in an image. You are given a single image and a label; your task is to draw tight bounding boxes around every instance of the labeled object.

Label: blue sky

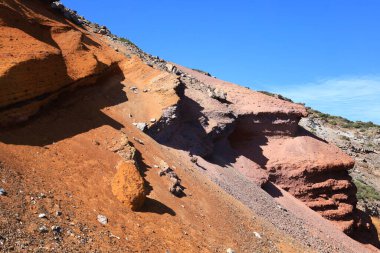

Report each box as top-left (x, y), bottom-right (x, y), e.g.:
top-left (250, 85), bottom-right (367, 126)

top-left (63, 0), bottom-right (380, 123)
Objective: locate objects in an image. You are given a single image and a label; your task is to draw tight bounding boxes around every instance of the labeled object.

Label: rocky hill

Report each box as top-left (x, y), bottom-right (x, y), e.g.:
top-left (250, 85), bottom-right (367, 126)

top-left (0, 1), bottom-right (379, 252)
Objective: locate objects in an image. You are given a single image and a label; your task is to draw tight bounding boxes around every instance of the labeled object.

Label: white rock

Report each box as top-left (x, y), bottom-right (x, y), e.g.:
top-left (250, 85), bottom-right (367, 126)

top-left (38, 213), bottom-right (47, 219)
top-left (97, 214), bottom-right (108, 225)
top-left (39, 225), bottom-right (48, 233)
top-left (254, 231), bottom-right (262, 238)
top-left (135, 122), bottom-right (147, 131)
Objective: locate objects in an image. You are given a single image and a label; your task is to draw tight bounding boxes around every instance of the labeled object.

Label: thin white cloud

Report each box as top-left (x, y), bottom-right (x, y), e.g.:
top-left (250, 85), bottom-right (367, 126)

top-left (272, 76), bottom-right (380, 124)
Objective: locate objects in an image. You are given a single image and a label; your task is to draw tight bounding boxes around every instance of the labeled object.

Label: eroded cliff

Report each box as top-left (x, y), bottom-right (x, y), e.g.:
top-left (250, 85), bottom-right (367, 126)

top-left (0, 0), bottom-right (122, 125)
top-left (0, 0), bottom-right (378, 252)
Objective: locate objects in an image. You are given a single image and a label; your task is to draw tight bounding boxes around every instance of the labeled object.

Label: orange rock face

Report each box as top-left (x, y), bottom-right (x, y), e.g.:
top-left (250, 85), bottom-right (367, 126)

top-left (0, 0), bottom-right (122, 125)
top-left (112, 161), bottom-right (146, 211)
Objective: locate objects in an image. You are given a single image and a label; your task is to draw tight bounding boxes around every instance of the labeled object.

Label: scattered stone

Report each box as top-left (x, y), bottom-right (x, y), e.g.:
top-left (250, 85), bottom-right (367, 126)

top-left (133, 137), bottom-right (144, 144)
top-left (98, 28), bottom-right (107, 35)
top-left (277, 204), bottom-right (288, 212)
top-left (0, 236), bottom-right (5, 245)
top-left (190, 156), bottom-right (198, 164)
top-left (39, 226), bottom-right (49, 233)
top-left (159, 160), bottom-right (170, 171)
top-left (50, 1), bottom-right (64, 11)
top-left (0, 188), bottom-right (6, 196)
top-left (97, 214), bottom-right (108, 225)
top-left (169, 185), bottom-right (183, 197)
top-left (253, 231), bottom-right (262, 239)
top-left (150, 118), bottom-right (156, 123)
top-left (165, 63), bottom-right (177, 73)
top-left (38, 213), bottom-right (47, 219)
top-left (135, 122), bottom-right (147, 131)
top-left (112, 161), bottom-right (147, 211)
top-left (51, 225), bottom-right (62, 234)
top-left (55, 211), bottom-right (62, 216)
top-left (207, 87), bottom-right (227, 102)
top-left (109, 233), bottom-right (120, 239)
top-left (226, 248), bottom-right (235, 253)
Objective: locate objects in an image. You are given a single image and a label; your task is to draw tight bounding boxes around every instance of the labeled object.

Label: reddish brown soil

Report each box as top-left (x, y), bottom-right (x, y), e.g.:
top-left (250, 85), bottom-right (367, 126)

top-left (0, 68), bottom-right (306, 252)
top-left (0, 0), bottom-right (379, 252)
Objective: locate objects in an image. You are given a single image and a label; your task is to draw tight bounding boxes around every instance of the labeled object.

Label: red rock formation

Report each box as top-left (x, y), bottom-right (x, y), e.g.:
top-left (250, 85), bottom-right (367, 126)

top-left (170, 65), bottom-right (363, 235)
top-left (0, 0), bottom-right (378, 250)
top-left (0, 0), bottom-right (122, 125)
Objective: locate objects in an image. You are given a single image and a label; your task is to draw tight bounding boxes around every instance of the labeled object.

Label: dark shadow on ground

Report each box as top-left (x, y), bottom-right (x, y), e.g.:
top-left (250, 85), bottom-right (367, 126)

top-left (262, 181), bottom-right (284, 198)
top-left (138, 197), bottom-right (176, 216)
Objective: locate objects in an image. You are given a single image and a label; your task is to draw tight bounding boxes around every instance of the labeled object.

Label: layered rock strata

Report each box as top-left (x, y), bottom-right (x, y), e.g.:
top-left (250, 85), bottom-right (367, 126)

top-left (148, 64), bottom-right (360, 234)
top-left (0, 0), bottom-right (122, 125)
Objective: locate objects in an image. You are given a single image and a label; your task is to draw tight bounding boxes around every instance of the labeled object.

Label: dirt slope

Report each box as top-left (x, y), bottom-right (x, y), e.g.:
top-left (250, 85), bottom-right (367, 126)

top-left (0, 0), bottom-right (379, 252)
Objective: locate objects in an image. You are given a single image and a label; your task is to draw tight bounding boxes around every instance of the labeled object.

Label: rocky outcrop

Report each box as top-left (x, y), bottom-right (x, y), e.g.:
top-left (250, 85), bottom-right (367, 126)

top-left (0, 0), bottom-right (122, 125)
top-left (145, 64), bottom-right (368, 236)
top-left (261, 136), bottom-right (357, 233)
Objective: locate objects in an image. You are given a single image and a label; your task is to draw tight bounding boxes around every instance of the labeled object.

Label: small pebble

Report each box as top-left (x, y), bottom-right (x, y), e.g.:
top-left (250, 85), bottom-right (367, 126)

top-left (0, 188), bottom-right (6, 196)
top-left (51, 225), bottom-right (62, 233)
top-left (254, 231), bottom-right (262, 239)
top-left (97, 214), bottom-right (108, 225)
top-left (39, 226), bottom-right (48, 233)
top-left (226, 248), bottom-right (235, 253)
top-left (38, 213), bottom-right (47, 219)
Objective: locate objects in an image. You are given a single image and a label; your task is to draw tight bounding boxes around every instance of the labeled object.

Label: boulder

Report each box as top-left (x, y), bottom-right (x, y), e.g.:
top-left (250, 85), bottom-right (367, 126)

top-left (207, 87), bottom-right (227, 101)
top-left (135, 122), bottom-right (147, 131)
top-left (165, 63), bottom-right (177, 73)
top-left (111, 161), bottom-right (146, 211)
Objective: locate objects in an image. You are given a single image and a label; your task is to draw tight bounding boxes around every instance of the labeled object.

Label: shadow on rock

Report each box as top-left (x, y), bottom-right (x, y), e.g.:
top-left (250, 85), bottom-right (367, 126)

top-left (133, 147), bottom-right (153, 196)
top-left (0, 65), bottom-right (127, 146)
